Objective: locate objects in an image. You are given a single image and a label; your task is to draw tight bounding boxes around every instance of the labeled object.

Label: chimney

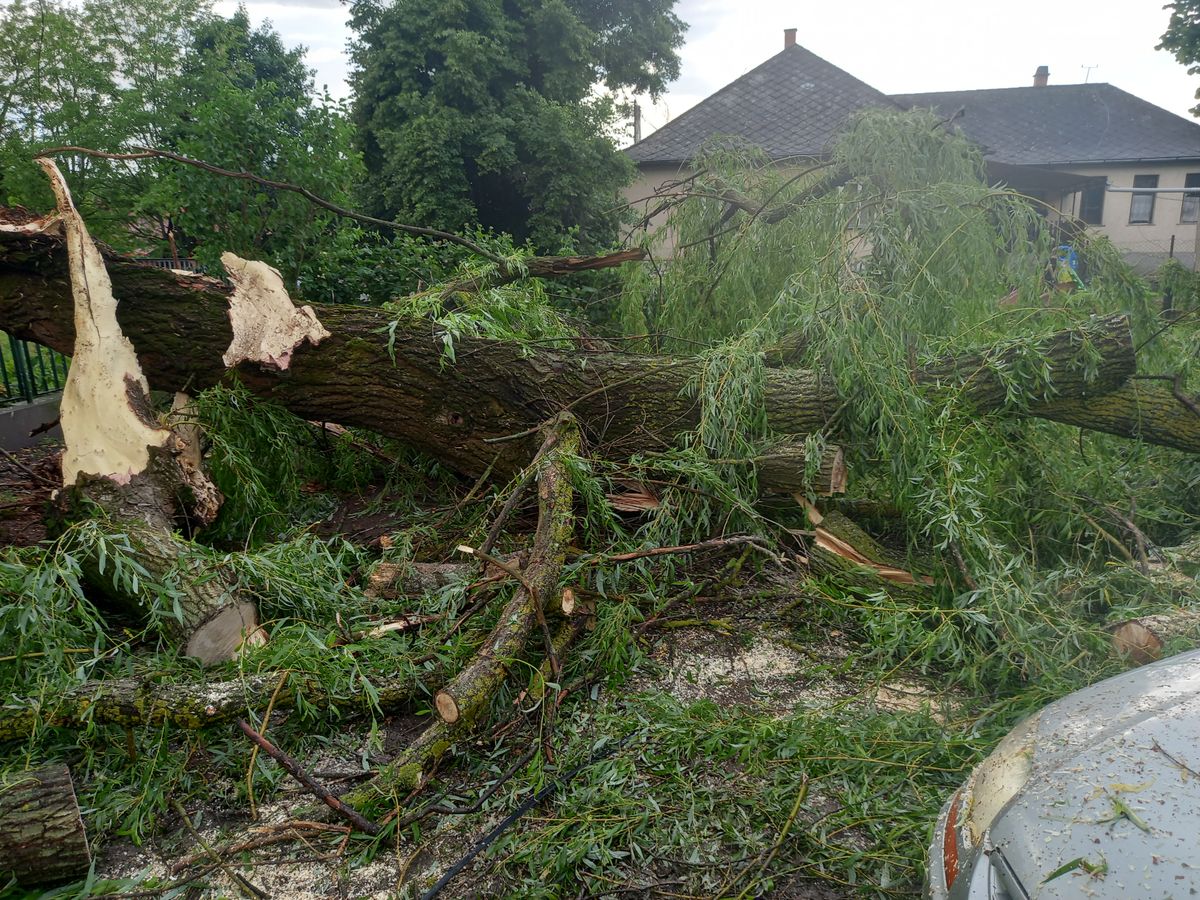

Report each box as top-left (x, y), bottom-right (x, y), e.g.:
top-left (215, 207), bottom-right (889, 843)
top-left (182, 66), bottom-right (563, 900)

top-left (1033, 65), bottom-right (1049, 87)
top-left (784, 28), bottom-right (797, 49)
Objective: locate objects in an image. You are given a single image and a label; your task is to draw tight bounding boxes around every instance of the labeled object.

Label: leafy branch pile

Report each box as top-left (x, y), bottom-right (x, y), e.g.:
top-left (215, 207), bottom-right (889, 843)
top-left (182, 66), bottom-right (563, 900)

top-left (0, 112), bottom-right (1199, 897)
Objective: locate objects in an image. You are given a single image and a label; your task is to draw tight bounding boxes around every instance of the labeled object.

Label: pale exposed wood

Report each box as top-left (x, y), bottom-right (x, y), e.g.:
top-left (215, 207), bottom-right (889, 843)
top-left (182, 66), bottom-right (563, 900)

top-left (1111, 609), bottom-right (1200, 665)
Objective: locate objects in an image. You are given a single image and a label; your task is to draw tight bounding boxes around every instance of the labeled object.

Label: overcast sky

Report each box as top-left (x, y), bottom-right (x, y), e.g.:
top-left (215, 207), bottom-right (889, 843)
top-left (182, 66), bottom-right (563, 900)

top-left (219, 0), bottom-right (1200, 136)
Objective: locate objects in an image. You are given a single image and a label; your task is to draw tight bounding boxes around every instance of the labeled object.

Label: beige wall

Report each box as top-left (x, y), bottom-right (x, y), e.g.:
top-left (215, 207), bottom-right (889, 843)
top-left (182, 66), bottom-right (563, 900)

top-left (620, 163), bottom-right (694, 254)
top-left (1056, 162), bottom-right (1200, 270)
top-left (626, 159), bottom-right (1200, 272)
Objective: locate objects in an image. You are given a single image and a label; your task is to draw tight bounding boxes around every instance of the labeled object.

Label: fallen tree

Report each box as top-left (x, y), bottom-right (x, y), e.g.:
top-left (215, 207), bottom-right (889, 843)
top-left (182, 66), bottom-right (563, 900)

top-left (1, 220), bottom-right (1186, 489)
top-left (1, 112), bottom-right (1198, 896)
top-left (7, 171), bottom-right (259, 665)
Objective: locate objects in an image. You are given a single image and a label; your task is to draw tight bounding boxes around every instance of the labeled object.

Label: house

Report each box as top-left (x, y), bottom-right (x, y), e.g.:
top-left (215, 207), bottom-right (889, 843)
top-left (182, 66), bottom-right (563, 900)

top-left (624, 32), bottom-right (1200, 272)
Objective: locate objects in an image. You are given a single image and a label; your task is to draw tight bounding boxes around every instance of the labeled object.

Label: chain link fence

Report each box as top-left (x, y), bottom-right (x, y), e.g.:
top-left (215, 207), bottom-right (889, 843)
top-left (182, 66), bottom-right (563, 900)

top-left (1116, 235), bottom-right (1196, 277)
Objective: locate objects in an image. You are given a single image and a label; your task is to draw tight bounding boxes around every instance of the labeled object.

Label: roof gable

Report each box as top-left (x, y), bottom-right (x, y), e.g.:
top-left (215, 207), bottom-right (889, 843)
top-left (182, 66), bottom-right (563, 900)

top-left (891, 84), bottom-right (1200, 165)
top-left (625, 45), bottom-right (899, 165)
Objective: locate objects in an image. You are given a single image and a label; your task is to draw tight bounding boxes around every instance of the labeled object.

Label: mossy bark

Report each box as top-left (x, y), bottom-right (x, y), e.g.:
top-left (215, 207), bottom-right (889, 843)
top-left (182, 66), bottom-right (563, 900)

top-left (0, 765), bottom-right (91, 886)
top-left (0, 669), bottom-right (426, 743)
top-left (1034, 380), bottom-right (1200, 454)
top-left (343, 415), bottom-right (578, 810)
top-left (0, 233), bottom-right (1173, 482)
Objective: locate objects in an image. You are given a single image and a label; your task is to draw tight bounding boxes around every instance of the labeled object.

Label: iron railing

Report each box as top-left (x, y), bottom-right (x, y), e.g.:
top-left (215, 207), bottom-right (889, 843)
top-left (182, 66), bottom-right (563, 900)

top-left (1, 334), bottom-right (69, 406)
top-left (0, 258), bottom-right (195, 408)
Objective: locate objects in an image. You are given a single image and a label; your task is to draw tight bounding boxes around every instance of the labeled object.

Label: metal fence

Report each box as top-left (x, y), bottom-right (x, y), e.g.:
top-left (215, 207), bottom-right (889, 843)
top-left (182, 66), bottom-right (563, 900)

top-left (1, 333), bottom-right (69, 406)
top-left (0, 259), bottom-right (198, 409)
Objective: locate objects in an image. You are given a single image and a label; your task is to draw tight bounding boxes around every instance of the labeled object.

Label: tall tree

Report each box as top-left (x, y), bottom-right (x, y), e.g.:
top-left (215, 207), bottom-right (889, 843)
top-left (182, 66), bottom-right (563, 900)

top-left (0, 1), bottom-right (359, 284)
top-left (1159, 0), bottom-right (1200, 115)
top-left (349, 0), bottom-right (685, 250)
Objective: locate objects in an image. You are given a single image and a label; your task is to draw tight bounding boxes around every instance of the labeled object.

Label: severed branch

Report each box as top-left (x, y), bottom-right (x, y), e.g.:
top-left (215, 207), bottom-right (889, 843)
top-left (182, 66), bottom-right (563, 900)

top-left (237, 720), bottom-right (381, 834)
top-left (35, 146), bottom-right (646, 290)
top-left (436, 248), bottom-right (647, 302)
top-left (343, 414), bottom-right (579, 807)
top-left (0, 668), bottom-right (428, 742)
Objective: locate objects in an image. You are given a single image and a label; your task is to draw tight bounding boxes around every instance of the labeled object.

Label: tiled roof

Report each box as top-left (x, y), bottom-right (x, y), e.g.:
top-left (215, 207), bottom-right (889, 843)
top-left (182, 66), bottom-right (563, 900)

top-left (891, 84), bottom-right (1200, 165)
top-left (625, 45), bottom-right (899, 165)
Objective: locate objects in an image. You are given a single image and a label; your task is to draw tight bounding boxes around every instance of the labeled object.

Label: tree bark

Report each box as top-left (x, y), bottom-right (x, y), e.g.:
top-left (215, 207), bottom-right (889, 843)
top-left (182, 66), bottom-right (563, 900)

top-left (1034, 379), bottom-right (1200, 455)
top-left (0, 668), bottom-right (426, 742)
top-left (0, 765), bottom-right (91, 886)
top-left (0, 227), bottom-right (1179, 484)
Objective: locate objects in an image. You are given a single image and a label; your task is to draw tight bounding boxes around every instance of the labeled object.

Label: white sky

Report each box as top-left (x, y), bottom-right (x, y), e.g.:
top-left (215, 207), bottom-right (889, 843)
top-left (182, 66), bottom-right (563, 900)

top-left (222, 0), bottom-right (1200, 134)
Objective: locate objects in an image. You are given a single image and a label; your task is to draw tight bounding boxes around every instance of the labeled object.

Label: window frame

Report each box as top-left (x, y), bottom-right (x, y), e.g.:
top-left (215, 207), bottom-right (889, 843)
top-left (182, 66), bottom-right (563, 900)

top-left (1181, 173), bottom-right (1200, 224)
top-left (1079, 182), bottom-right (1105, 225)
top-left (1129, 174), bottom-right (1158, 225)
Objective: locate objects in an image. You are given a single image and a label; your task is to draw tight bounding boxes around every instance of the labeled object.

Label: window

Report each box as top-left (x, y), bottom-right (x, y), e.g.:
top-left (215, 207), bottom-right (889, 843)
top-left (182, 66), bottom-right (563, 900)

top-left (1181, 173), bottom-right (1200, 224)
top-left (1079, 182), bottom-right (1105, 225)
top-left (1129, 174), bottom-right (1158, 224)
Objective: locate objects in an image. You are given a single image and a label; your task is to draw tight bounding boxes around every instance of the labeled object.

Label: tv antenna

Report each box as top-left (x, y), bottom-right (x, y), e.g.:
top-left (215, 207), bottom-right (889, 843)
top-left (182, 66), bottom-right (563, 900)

top-left (1081, 64), bottom-right (1099, 84)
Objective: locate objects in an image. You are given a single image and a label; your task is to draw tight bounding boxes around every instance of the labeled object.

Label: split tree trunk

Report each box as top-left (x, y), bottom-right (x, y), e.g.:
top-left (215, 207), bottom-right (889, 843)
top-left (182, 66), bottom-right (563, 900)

top-left (0, 227), bottom-right (1178, 487)
top-left (6, 174), bottom-right (260, 666)
top-left (0, 765), bottom-right (91, 886)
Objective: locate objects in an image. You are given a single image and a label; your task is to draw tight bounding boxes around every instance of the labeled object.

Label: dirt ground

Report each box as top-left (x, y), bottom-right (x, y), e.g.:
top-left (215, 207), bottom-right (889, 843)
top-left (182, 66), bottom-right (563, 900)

top-left (80, 616), bottom-right (957, 899)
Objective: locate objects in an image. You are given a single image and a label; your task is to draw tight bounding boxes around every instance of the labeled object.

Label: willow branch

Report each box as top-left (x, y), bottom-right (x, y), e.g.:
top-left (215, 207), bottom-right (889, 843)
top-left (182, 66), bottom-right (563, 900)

top-left (36, 145), bottom-right (506, 264)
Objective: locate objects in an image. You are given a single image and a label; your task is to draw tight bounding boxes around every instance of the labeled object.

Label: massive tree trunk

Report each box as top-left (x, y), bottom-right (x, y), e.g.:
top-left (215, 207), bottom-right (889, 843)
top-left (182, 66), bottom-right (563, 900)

top-left (4, 177), bottom-right (260, 666)
top-left (1, 221), bottom-right (1191, 489)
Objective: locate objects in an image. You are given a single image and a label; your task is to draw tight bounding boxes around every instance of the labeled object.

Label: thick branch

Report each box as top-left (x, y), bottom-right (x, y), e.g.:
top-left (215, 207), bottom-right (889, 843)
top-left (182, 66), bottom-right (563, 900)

top-left (345, 415), bottom-right (578, 806)
top-left (0, 669), bottom-right (425, 743)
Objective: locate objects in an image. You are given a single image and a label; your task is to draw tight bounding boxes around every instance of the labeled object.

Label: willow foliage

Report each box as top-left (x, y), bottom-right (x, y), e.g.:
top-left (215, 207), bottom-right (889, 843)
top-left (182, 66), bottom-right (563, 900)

top-left (618, 109), bottom-right (1200, 691)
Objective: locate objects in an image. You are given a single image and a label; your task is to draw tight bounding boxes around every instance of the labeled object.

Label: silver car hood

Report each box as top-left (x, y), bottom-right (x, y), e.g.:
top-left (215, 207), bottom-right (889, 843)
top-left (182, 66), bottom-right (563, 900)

top-left (987, 650), bottom-right (1200, 897)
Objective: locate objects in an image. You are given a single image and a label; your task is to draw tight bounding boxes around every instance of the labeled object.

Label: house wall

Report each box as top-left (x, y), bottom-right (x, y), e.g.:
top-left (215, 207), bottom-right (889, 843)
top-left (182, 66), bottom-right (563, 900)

top-left (1055, 162), bottom-right (1200, 272)
top-left (627, 158), bottom-right (1200, 274)
top-left (620, 163), bottom-right (694, 254)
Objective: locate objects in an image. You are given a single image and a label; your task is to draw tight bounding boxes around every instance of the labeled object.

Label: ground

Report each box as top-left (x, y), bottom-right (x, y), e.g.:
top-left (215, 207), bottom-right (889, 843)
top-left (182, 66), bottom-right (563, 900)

top-left (1, 440), bottom-right (972, 899)
top-left (85, 609), bottom-right (963, 898)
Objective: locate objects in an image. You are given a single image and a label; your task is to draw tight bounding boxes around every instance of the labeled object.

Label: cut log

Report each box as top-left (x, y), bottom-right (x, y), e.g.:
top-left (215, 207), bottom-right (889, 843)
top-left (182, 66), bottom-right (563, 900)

top-left (364, 554), bottom-right (525, 600)
top-left (69, 514), bottom-right (263, 663)
top-left (0, 226), bottom-right (1168, 492)
top-left (365, 561), bottom-right (474, 599)
top-left (1110, 609), bottom-right (1200, 665)
top-left (0, 765), bottom-right (91, 886)
top-left (754, 442), bottom-right (847, 496)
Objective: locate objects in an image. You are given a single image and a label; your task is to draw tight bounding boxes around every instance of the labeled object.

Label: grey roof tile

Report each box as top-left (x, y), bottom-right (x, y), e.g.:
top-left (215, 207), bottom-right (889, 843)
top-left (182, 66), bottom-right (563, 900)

top-left (891, 84), bottom-right (1200, 164)
top-left (625, 45), bottom-right (899, 164)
